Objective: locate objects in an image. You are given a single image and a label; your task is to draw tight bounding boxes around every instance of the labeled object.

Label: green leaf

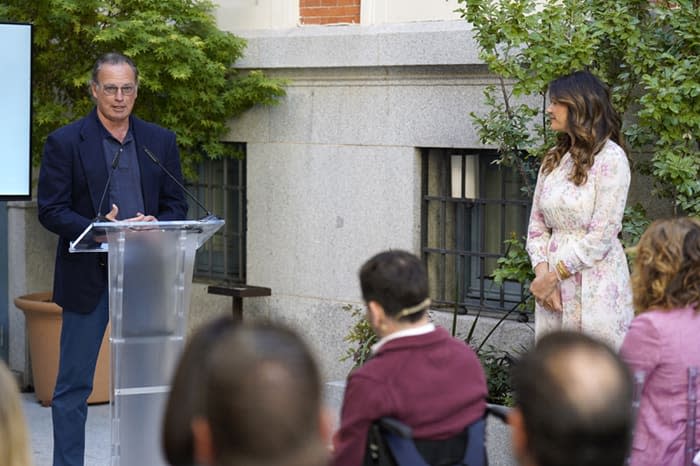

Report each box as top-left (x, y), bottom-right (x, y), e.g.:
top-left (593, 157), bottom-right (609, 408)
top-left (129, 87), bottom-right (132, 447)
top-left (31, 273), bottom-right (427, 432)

top-left (3, 0), bottom-right (286, 176)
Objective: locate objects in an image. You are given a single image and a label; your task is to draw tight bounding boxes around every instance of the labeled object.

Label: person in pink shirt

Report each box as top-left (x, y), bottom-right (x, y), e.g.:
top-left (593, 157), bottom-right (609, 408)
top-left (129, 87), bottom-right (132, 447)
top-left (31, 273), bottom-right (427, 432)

top-left (620, 217), bottom-right (700, 466)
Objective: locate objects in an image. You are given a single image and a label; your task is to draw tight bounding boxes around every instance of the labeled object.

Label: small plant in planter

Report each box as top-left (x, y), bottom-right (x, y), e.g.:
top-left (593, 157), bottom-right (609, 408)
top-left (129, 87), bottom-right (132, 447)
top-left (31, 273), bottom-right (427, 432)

top-left (340, 304), bottom-right (377, 369)
top-left (460, 233), bottom-right (534, 357)
top-left (475, 345), bottom-right (521, 406)
top-left (457, 233), bottom-right (534, 406)
top-left (491, 233), bottom-right (536, 316)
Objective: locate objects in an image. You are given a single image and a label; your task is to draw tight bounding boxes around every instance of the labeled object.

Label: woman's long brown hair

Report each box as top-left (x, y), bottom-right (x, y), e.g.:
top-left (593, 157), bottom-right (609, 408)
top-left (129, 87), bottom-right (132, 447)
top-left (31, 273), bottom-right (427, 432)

top-left (541, 71), bottom-right (624, 186)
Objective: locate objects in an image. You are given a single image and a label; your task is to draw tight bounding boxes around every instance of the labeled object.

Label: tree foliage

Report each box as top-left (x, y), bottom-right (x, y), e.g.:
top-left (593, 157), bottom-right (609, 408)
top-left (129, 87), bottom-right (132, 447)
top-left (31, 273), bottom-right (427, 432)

top-left (0, 0), bottom-right (286, 178)
top-left (457, 0), bottom-right (700, 217)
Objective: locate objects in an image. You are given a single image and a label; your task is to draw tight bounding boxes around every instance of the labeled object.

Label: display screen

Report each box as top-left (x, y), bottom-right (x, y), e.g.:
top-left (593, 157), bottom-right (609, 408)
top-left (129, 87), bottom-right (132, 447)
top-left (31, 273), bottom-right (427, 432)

top-left (0, 22), bottom-right (32, 200)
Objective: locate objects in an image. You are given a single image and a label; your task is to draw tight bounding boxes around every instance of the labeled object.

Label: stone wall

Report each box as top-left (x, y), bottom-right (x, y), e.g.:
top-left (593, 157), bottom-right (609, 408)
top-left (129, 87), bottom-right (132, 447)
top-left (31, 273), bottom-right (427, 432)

top-left (6, 20), bottom-right (535, 384)
top-left (224, 20), bottom-right (535, 381)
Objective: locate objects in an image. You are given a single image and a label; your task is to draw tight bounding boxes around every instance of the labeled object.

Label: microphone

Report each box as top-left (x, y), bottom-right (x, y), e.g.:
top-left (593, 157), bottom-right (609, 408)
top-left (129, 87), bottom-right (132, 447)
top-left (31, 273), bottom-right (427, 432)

top-left (95, 148), bottom-right (123, 221)
top-left (143, 147), bottom-right (217, 220)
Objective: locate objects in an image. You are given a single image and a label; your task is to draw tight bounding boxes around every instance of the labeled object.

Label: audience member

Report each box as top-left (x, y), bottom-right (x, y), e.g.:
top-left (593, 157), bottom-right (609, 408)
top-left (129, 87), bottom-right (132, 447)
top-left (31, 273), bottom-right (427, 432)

top-left (332, 250), bottom-right (488, 466)
top-left (620, 217), bottom-right (700, 466)
top-left (162, 315), bottom-right (237, 466)
top-left (0, 360), bottom-right (33, 466)
top-left (190, 321), bottom-right (331, 466)
top-left (509, 331), bottom-right (633, 466)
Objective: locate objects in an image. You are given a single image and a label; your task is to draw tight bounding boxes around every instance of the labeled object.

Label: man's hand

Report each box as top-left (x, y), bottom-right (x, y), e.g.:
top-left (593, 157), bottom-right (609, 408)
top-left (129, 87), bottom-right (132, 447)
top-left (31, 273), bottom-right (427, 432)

top-left (104, 204), bottom-right (157, 222)
top-left (133, 212), bottom-right (158, 222)
top-left (105, 204), bottom-right (119, 221)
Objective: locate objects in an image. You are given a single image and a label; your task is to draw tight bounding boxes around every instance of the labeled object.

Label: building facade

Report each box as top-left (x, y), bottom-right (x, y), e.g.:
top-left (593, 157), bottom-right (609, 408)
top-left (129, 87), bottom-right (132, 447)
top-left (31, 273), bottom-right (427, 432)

top-left (4, 0), bottom-right (534, 384)
top-left (210, 0), bottom-right (534, 380)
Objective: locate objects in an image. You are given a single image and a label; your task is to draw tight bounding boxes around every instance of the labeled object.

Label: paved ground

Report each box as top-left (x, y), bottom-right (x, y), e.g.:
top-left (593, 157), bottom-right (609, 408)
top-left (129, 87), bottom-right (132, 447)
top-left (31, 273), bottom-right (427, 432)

top-left (23, 385), bottom-right (516, 466)
top-left (22, 393), bottom-right (111, 466)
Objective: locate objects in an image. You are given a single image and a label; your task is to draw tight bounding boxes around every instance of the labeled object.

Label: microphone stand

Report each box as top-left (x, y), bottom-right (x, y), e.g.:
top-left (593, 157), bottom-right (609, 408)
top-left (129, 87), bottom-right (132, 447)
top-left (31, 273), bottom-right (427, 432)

top-left (143, 147), bottom-right (218, 221)
top-left (95, 148), bottom-right (123, 222)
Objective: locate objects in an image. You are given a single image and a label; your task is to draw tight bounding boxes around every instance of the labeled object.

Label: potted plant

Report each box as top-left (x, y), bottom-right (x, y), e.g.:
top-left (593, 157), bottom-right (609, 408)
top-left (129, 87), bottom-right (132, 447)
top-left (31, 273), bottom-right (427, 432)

top-left (14, 291), bottom-right (110, 406)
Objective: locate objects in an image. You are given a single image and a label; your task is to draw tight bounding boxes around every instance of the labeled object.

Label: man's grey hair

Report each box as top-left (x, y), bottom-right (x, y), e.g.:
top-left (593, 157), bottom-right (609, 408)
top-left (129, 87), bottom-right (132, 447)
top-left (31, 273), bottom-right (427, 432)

top-left (91, 52), bottom-right (139, 85)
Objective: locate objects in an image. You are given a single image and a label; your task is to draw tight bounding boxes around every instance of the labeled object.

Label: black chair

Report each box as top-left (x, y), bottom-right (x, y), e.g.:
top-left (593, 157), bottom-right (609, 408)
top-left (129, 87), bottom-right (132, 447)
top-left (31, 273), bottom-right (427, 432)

top-left (363, 405), bottom-right (509, 466)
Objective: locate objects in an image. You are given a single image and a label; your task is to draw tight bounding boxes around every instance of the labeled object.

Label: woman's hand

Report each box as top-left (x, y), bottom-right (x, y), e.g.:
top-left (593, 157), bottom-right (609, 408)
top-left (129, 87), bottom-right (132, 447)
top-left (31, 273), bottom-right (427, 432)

top-left (541, 287), bottom-right (562, 312)
top-left (530, 263), bottom-right (563, 312)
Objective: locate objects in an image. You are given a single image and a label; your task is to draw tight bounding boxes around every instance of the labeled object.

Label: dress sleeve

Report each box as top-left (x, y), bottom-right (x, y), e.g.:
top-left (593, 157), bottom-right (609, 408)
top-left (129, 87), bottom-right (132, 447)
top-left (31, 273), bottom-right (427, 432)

top-left (526, 166), bottom-right (551, 268)
top-left (619, 315), bottom-right (661, 380)
top-left (558, 145), bottom-right (630, 274)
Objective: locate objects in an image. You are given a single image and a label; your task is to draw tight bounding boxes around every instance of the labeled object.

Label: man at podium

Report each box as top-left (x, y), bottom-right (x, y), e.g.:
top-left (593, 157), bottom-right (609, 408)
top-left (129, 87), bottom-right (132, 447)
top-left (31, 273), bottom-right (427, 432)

top-left (37, 52), bottom-right (188, 466)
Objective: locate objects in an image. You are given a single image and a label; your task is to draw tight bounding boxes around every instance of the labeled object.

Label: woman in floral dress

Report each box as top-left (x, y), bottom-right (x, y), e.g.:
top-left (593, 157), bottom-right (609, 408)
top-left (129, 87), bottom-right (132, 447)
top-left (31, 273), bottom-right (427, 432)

top-left (526, 70), bottom-right (633, 349)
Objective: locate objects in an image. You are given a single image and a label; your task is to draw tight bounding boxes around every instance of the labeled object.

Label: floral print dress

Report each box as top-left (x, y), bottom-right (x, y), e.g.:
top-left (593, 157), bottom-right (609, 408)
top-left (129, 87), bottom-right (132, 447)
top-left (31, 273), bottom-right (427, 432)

top-left (526, 139), bottom-right (633, 349)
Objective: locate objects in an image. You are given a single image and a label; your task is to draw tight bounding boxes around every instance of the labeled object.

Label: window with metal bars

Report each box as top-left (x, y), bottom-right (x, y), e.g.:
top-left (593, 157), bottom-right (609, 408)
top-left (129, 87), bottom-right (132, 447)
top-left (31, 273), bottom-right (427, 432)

top-left (421, 148), bottom-right (531, 316)
top-left (187, 143), bottom-right (246, 283)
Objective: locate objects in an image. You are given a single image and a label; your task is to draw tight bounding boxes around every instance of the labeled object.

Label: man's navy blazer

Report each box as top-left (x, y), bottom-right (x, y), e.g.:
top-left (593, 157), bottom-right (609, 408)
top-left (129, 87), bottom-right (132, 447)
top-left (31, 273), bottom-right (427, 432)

top-left (38, 109), bottom-right (188, 314)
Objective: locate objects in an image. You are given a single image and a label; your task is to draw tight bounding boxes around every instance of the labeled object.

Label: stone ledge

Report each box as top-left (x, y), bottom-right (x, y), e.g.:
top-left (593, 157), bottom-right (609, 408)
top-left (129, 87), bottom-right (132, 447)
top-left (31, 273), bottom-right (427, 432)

top-left (233, 20), bottom-right (482, 69)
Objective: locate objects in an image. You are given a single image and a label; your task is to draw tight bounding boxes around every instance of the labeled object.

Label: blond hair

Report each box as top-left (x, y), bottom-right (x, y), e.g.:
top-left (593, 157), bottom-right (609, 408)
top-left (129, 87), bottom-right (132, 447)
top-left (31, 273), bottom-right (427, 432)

top-left (0, 360), bottom-right (33, 466)
top-left (632, 217), bottom-right (700, 314)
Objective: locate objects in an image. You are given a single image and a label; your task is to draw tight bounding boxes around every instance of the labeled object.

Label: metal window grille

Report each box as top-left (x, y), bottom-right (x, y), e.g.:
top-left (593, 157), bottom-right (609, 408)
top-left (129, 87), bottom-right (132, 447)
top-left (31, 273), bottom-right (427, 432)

top-left (188, 143), bottom-right (246, 283)
top-left (421, 148), bottom-right (531, 316)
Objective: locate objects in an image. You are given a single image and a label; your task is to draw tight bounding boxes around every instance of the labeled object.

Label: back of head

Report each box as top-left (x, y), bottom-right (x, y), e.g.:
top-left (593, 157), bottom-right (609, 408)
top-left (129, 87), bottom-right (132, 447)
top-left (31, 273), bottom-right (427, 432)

top-left (631, 216), bottom-right (700, 313)
top-left (202, 322), bottom-right (327, 466)
top-left (163, 316), bottom-right (237, 466)
top-left (359, 250), bottom-right (429, 322)
top-left (0, 360), bottom-right (33, 466)
top-left (512, 331), bottom-right (633, 466)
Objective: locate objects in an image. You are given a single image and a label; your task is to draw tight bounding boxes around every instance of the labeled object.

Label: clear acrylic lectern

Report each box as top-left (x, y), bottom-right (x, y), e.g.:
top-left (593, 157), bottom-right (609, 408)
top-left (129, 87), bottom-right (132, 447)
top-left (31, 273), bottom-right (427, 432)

top-left (70, 218), bottom-right (224, 466)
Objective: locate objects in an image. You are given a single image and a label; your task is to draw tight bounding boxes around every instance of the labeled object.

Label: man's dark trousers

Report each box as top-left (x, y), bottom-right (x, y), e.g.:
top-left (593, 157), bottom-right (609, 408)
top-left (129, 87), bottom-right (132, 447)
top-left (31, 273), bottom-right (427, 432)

top-left (52, 290), bottom-right (109, 466)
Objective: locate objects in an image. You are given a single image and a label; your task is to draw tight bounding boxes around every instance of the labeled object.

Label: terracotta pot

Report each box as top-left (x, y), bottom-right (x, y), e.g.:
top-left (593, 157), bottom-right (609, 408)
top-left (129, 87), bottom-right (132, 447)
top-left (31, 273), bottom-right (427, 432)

top-left (14, 291), bottom-right (111, 406)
